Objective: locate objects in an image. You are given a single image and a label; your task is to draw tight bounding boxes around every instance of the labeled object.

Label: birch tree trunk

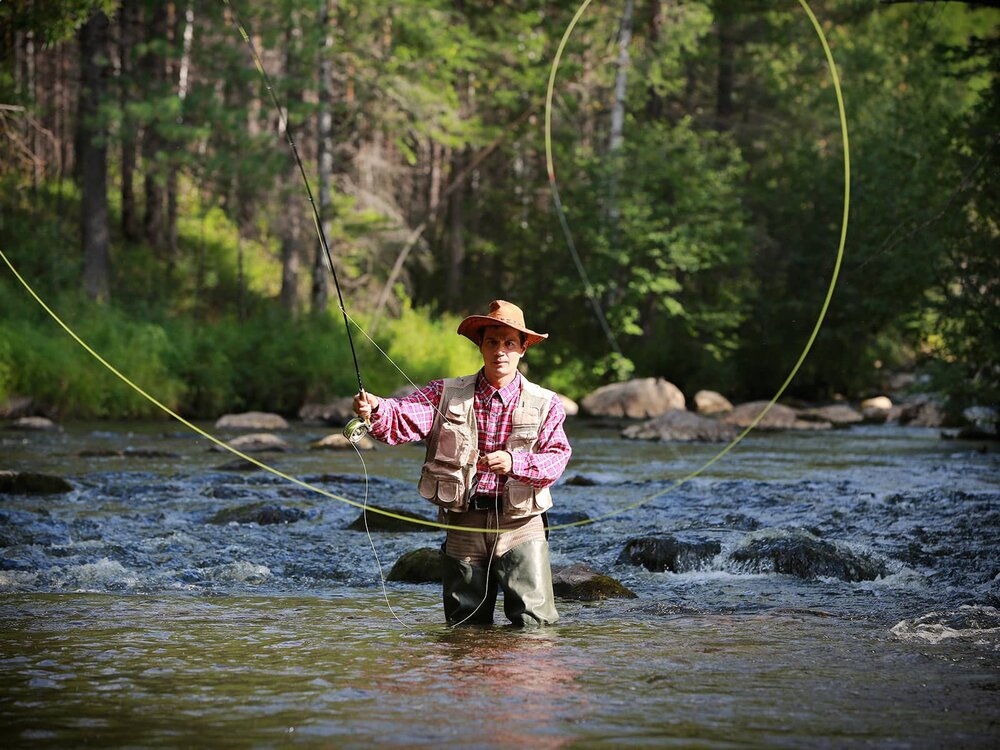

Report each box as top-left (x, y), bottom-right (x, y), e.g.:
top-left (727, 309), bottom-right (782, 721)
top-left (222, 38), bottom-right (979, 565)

top-left (607, 0), bottom-right (634, 228)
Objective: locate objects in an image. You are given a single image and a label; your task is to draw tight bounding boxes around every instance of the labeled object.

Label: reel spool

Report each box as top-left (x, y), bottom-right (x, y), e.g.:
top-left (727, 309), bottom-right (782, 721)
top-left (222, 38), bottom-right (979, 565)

top-left (343, 417), bottom-right (370, 444)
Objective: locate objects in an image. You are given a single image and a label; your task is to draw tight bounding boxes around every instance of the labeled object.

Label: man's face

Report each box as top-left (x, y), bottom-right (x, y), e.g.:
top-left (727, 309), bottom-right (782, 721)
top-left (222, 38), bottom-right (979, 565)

top-left (479, 324), bottom-right (526, 384)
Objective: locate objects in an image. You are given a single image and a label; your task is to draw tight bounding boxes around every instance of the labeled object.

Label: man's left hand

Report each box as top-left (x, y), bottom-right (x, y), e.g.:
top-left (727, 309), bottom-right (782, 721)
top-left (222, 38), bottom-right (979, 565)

top-left (478, 450), bottom-right (513, 475)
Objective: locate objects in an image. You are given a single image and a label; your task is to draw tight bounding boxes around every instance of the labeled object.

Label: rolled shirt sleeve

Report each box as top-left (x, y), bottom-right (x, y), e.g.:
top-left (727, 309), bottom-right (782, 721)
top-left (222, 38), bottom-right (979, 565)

top-left (367, 380), bottom-right (444, 445)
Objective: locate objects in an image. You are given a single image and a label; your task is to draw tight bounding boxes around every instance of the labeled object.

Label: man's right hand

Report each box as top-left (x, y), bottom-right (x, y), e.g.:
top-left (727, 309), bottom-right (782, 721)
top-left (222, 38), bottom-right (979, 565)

top-left (352, 391), bottom-right (380, 421)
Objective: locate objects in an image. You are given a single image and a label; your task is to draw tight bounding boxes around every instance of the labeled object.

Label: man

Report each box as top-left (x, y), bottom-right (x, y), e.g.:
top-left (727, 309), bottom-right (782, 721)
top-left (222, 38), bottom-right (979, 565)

top-left (352, 300), bottom-right (571, 626)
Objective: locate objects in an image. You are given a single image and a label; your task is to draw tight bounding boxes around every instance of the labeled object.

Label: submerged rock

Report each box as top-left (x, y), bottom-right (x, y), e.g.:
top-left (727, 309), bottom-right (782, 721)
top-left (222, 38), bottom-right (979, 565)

top-left (552, 564), bottom-right (637, 600)
top-left (209, 502), bottom-right (307, 525)
top-left (563, 474), bottom-right (598, 486)
top-left (0, 471), bottom-right (73, 495)
top-left (310, 433), bottom-right (375, 451)
top-left (581, 378), bottom-right (685, 419)
top-left (215, 412), bottom-right (289, 431)
top-left (618, 535), bottom-right (721, 572)
top-left (693, 390), bottom-right (733, 415)
top-left (729, 528), bottom-right (886, 582)
top-left (346, 505), bottom-right (438, 533)
top-left (209, 433), bottom-right (290, 453)
top-left (387, 547), bottom-right (443, 583)
top-left (890, 605), bottom-right (1000, 644)
top-left (77, 448), bottom-right (180, 459)
top-left (622, 410), bottom-right (738, 443)
top-left (546, 510), bottom-right (591, 526)
top-left (723, 401), bottom-right (831, 431)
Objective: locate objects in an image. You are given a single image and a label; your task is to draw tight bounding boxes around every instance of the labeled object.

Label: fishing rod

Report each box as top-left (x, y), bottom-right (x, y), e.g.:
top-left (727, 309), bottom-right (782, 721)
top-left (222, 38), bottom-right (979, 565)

top-left (222, 0), bottom-right (370, 443)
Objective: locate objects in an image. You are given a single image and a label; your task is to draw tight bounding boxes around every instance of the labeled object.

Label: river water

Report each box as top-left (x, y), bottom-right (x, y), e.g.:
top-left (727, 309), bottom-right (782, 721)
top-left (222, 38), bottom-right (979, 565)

top-left (2, 419), bottom-right (999, 747)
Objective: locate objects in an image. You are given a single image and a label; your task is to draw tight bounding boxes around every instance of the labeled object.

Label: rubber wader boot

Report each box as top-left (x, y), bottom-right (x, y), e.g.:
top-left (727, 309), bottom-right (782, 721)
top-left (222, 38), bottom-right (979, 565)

top-left (495, 540), bottom-right (559, 627)
top-left (441, 553), bottom-right (498, 625)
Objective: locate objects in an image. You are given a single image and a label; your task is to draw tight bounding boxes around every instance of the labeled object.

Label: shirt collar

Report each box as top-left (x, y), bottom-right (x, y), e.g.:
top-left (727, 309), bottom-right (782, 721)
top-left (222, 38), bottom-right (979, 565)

top-left (476, 370), bottom-right (522, 406)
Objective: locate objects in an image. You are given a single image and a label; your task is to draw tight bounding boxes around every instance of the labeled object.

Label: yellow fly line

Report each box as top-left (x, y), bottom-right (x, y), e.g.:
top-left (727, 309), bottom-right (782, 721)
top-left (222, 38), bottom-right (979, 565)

top-left (1, 0), bottom-right (849, 535)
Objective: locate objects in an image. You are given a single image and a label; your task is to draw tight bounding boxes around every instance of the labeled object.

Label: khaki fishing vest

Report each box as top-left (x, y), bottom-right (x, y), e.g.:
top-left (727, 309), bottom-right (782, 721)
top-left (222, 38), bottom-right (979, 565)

top-left (417, 373), bottom-right (555, 518)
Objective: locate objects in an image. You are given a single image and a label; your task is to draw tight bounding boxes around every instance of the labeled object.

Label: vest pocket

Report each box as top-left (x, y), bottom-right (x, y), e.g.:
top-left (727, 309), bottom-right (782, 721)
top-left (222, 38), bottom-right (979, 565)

top-left (434, 422), bottom-right (471, 466)
top-left (418, 465), bottom-right (467, 510)
top-left (503, 480), bottom-right (535, 514)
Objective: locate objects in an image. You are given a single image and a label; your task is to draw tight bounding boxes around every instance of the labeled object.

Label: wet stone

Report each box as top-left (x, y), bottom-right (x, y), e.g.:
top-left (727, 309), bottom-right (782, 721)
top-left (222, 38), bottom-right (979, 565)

top-left (546, 510), bottom-right (591, 526)
top-left (552, 564), bottom-right (637, 600)
top-left (387, 547), bottom-right (443, 584)
top-left (209, 502), bottom-right (308, 525)
top-left (345, 505), bottom-right (437, 533)
top-left (729, 528), bottom-right (887, 582)
top-left (0, 471), bottom-right (73, 495)
top-left (618, 535), bottom-right (722, 573)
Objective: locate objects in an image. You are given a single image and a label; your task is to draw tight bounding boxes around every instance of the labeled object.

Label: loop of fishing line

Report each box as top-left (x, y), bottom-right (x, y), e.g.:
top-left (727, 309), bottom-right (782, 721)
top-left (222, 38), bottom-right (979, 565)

top-left (541, 0), bottom-right (851, 531)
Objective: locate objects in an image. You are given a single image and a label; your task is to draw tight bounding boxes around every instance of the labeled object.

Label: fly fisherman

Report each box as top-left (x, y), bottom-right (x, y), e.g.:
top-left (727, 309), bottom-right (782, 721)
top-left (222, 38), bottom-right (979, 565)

top-left (352, 300), bottom-right (571, 626)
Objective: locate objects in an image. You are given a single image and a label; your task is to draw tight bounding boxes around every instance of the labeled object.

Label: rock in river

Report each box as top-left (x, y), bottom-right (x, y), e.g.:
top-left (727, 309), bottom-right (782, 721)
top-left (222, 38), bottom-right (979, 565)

top-left (0, 471), bottom-right (73, 495)
top-left (387, 547), bottom-right (443, 584)
top-left (728, 528), bottom-right (886, 582)
top-left (311, 433), bottom-right (375, 451)
top-left (552, 564), bottom-right (637, 600)
top-left (622, 410), bottom-right (738, 443)
top-left (723, 401), bottom-right (831, 431)
top-left (618, 535), bottom-right (722, 572)
top-left (346, 505), bottom-right (438, 533)
top-left (209, 433), bottom-right (290, 453)
top-left (693, 390), bottom-right (733, 415)
top-left (209, 502), bottom-right (307, 525)
top-left (215, 412), bottom-right (289, 431)
top-left (580, 377), bottom-right (685, 419)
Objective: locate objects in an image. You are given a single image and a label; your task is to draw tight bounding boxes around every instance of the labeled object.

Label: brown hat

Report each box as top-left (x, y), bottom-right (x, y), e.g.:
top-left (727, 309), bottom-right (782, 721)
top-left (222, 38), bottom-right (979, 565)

top-left (457, 300), bottom-right (548, 349)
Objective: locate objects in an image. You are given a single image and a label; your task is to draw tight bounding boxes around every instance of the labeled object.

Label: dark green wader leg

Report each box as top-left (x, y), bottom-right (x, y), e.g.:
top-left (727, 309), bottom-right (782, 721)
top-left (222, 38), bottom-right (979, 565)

top-left (494, 539), bottom-right (559, 627)
top-left (441, 552), bottom-right (498, 625)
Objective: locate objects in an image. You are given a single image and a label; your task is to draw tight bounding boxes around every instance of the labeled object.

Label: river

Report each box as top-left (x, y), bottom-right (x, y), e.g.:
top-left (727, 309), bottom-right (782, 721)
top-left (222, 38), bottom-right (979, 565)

top-left (2, 419), bottom-right (998, 747)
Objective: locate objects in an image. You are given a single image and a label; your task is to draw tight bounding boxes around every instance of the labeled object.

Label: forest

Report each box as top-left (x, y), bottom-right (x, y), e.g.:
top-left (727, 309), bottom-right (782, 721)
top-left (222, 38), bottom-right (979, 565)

top-left (0, 0), bottom-right (996, 419)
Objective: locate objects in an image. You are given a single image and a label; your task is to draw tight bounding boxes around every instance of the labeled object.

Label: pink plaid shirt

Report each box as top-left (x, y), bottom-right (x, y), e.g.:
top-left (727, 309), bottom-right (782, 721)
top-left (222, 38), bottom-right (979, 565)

top-left (367, 371), bottom-right (571, 496)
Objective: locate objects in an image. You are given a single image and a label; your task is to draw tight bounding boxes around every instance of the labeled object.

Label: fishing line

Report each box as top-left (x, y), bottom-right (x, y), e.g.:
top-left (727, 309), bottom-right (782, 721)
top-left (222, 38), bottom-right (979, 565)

top-left (541, 0), bottom-right (851, 530)
top-left (353, 441), bottom-right (411, 629)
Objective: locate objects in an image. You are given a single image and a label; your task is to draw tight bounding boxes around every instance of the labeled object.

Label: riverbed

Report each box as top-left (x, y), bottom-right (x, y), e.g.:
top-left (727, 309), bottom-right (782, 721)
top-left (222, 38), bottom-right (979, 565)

top-left (2, 420), bottom-right (999, 747)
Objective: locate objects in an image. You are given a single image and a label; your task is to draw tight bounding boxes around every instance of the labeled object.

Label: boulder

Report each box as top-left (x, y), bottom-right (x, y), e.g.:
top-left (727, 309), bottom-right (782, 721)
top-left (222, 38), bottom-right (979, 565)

top-left (299, 398), bottom-right (355, 426)
top-left (861, 395), bottom-right (893, 423)
top-left (693, 390), bottom-right (733, 415)
top-left (622, 410), bottom-right (738, 443)
top-left (961, 406), bottom-right (998, 438)
top-left (310, 433), bottom-right (376, 451)
top-left (387, 547), bottom-right (443, 583)
top-left (0, 471), bottom-right (73, 495)
top-left (723, 401), bottom-right (831, 431)
top-left (728, 528), bottom-right (886, 582)
top-left (552, 564), bottom-right (637, 600)
top-left (618, 535), bottom-right (721, 572)
top-left (798, 404), bottom-right (863, 427)
top-left (215, 412), bottom-right (289, 431)
top-left (558, 393), bottom-right (580, 416)
top-left (891, 397), bottom-right (946, 428)
top-left (890, 605), bottom-right (1000, 644)
top-left (209, 433), bottom-right (290, 453)
top-left (580, 377), bottom-right (685, 419)
top-left (345, 505), bottom-right (437, 533)
top-left (209, 502), bottom-right (307, 525)
top-left (6, 416), bottom-right (59, 431)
